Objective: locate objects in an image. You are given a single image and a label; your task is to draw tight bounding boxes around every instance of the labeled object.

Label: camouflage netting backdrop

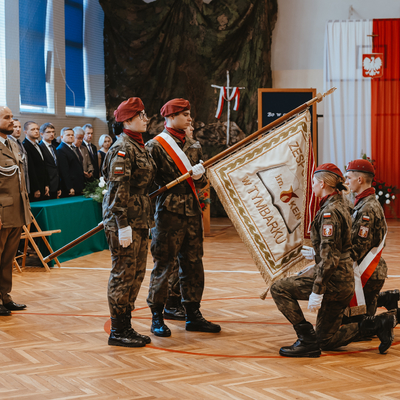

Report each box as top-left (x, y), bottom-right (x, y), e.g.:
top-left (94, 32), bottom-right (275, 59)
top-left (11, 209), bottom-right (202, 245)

top-left (99, 0), bottom-right (278, 216)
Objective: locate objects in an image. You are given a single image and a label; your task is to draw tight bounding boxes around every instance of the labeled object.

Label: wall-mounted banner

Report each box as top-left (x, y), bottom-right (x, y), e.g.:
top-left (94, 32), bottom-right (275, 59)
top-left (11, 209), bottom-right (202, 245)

top-left (208, 111), bottom-right (314, 296)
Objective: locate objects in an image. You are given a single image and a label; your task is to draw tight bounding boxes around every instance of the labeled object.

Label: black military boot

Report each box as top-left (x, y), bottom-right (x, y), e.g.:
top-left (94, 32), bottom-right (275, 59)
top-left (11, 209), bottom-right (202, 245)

top-left (359, 311), bottom-right (397, 354)
top-left (164, 296), bottom-right (186, 321)
top-left (377, 289), bottom-right (400, 311)
top-left (124, 310), bottom-right (151, 344)
top-left (185, 303), bottom-right (221, 333)
top-left (108, 314), bottom-right (146, 348)
top-left (150, 307), bottom-right (171, 337)
top-left (279, 321), bottom-right (321, 357)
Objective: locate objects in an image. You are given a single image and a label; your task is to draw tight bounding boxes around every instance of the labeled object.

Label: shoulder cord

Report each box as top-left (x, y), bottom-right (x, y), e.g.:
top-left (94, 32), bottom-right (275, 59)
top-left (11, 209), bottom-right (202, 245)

top-left (0, 165), bottom-right (21, 185)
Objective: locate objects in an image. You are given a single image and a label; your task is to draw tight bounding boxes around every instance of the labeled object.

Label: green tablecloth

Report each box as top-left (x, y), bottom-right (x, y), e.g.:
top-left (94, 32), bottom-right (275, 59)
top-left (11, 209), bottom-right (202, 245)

top-left (30, 196), bottom-right (108, 263)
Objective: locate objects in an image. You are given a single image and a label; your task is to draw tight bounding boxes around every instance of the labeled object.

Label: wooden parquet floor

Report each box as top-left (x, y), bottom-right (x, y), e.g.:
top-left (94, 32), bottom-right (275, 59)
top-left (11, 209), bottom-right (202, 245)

top-left (1, 218), bottom-right (400, 400)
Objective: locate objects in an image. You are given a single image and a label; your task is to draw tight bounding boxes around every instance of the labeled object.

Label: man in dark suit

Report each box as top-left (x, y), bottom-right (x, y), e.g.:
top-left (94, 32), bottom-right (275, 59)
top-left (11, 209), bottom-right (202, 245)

top-left (22, 121), bottom-right (50, 202)
top-left (0, 105), bottom-right (31, 315)
top-left (39, 123), bottom-right (61, 199)
top-left (82, 123), bottom-right (99, 179)
top-left (56, 127), bottom-right (85, 197)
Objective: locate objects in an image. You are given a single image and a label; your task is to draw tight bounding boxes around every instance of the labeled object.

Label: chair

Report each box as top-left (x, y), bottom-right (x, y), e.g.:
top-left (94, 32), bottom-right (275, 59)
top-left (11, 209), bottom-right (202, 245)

top-left (13, 211), bottom-right (61, 272)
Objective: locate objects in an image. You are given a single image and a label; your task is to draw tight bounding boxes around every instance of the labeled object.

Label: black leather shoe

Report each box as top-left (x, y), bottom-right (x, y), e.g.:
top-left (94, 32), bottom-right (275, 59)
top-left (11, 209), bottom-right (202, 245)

top-left (0, 305), bottom-right (11, 316)
top-left (151, 308), bottom-right (171, 337)
top-left (377, 289), bottom-right (400, 311)
top-left (279, 322), bottom-right (321, 358)
top-left (185, 308), bottom-right (221, 333)
top-left (164, 300), bottom-right (186, 321)
top-left (4, 302), bottom-right (26, 311)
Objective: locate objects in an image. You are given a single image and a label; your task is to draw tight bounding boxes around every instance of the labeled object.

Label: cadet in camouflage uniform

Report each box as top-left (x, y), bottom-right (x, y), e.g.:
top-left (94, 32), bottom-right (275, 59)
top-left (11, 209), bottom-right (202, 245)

top-left (103, 97), bottom-right (156, 348)
top-left (345, 159), bottom-right (399, 321)
top-left (146, 98), bottom-right (220, 336)
top-left (271, 163), bottom-right (397, 357)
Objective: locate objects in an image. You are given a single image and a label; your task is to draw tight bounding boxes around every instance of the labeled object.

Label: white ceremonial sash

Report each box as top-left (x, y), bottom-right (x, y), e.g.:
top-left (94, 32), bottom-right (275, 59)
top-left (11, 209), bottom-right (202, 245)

top-left (348, 228), bottom-right (387, 316)
top-left (157, 132), bottom-right (192, 172)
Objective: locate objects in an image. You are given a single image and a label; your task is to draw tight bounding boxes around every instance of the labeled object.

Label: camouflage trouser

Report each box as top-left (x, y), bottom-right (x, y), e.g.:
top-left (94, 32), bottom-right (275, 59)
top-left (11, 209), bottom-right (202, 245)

top-left (168, 258), bottom-right (181, 299)
top-left (106, 228), bottom-right (149, 318)
top-left (147, 210), bottom-right (204, 308)
top-left (270, 275), bottom-right (362, 350)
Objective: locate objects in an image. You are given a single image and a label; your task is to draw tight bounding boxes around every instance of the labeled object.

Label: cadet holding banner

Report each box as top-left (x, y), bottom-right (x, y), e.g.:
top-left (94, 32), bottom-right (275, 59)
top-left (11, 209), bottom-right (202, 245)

top-left (146, 98), bottom-right (221, 337)
top-left (271, 163), bottom-right (396, 357)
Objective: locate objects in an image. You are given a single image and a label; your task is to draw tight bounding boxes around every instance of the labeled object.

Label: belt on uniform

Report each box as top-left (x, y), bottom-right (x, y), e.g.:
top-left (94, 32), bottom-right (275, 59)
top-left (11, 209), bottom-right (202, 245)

top-left (340, 252), bottom-right (351, 260)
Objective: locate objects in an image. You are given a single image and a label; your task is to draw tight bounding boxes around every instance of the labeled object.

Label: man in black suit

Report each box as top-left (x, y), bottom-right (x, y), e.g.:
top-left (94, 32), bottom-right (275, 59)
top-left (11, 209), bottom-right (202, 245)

top-left (56, 127), bottom-right (85, 197)
top-left (22, 121), bottom-right (50, 202)
top-left (39, 123), bottom-right (61, 199)
top-left (82, 123), bottom-right (99, 179)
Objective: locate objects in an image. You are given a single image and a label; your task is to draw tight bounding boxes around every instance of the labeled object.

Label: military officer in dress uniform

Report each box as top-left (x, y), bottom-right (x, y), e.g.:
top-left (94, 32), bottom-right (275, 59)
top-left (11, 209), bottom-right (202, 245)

top-left (270, 163), bottom-right (396, 357)
top-left (146, 98), bottom-right (221, 337)
top-left (103, 97), bottom-right (156, 347)
top-left (0, 106), bottom-right (31, 316)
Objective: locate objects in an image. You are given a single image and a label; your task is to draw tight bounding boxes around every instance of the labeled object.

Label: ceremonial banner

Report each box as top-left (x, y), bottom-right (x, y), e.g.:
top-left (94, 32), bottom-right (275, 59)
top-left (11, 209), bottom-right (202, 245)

top-left (208, 112), bottom-right (314, 296)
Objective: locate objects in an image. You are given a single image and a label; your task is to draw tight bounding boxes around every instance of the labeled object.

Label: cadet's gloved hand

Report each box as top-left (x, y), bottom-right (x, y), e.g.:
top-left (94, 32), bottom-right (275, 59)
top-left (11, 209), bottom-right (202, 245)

top-left (118, 226), bottom-right (132, 248)
top-left (301, 245), bottom-right (316, 260)
top-left (308, 292), bottom-right (324, 313)
top-left (191, 160), bottom-right (205, 180)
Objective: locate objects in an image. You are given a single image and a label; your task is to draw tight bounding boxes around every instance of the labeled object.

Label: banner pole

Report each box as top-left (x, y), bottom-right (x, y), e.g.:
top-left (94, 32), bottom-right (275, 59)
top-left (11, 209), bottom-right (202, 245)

top-left (43, 87), bottom-right (336, 263)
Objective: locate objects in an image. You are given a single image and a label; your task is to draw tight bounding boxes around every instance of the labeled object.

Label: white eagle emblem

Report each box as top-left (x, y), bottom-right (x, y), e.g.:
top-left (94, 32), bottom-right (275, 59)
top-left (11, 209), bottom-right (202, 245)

top-left (363, 55), bottom-right (382, 77)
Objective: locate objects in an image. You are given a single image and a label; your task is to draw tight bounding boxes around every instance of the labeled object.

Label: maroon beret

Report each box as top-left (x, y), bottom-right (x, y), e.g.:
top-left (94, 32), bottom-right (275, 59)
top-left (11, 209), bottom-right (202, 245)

top-left (346, 159), bottom-right (375, 176)
top-left (314, 163), bottom-right (344, 179)
top-left (160, 98), bottom-right (190, 117)
top-left (114, 97), bottom-right (145, 122)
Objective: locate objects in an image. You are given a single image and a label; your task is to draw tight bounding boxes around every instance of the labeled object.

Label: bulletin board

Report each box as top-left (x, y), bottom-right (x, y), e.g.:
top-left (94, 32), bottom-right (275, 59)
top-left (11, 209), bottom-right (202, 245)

top-left (258, 88), bottom-right (318, 161)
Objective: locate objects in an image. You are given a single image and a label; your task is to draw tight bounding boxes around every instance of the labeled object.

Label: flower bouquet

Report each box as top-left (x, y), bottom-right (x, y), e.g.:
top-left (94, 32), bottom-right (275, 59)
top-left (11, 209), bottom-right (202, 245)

top-left (83, 177), bottom-right (107, 204)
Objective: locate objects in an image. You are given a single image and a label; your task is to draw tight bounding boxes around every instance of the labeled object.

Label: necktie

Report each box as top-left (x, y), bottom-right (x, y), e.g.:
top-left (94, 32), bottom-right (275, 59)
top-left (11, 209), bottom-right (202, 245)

top-left (49, 145), bottom-right (57, 165)
top-left (34, 142), bottom-right (44, 160)
top-left (4, 139), bottom-right (12, 152)
top-left (75, 147), bottom-right (83, 164)
top-left (87, 143), bottom-right (93, 157)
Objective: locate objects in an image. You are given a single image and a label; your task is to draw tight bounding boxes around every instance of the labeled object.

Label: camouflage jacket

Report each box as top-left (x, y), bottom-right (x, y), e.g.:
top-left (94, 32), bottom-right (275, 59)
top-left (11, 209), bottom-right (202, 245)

top-left (102, 133), bottom-right (156, 231)
top-left (351, 193), bottom-right (387, 280)
top-left (311, 194), bottom-right (354, 294)
top-left (145, 130), bottom-right (207, 216)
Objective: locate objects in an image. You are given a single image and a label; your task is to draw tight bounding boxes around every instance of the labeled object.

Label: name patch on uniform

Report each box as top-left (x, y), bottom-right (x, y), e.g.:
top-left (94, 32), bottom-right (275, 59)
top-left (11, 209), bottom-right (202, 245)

top-left (322, 224), bottom-right (333, 237)
top-left (358, 226), bottom-right (369, 238)
top-left (114, 166), bottom-right (124, 175)
top-left (117, 151), bottom-right (126, 158)
top-left (362, 215), bottom-right (370, 221)
top-left (323, 213), bottom-right (331, 218)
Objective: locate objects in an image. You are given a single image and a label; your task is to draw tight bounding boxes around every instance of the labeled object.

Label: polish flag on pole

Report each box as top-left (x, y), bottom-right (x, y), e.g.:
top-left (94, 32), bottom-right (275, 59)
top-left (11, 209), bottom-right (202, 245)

top-left (215, 86), bottom-right (240, 119)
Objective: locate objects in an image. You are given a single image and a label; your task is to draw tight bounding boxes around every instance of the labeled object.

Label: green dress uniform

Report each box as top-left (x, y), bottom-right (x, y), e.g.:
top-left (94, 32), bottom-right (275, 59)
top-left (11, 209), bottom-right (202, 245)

top-left (145, 130), bottom-right (207, 309)
top-left (102, 133), bottom-right (156, 318)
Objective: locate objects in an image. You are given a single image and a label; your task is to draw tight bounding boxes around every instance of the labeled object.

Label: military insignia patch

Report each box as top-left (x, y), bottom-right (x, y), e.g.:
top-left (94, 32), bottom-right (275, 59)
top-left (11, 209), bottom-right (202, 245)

top-left (117, 151), bottom-right (126, 158)
top-left (114, 166), bottom-right (124, 175)
top-left (323, 213), bottom-right (331, 218)
top-left (322, 224), bottom-right (333, 237)
top-left (362, 215), bottom-right (370, 221)
top-left (358, 226), bottom-right (369, 238)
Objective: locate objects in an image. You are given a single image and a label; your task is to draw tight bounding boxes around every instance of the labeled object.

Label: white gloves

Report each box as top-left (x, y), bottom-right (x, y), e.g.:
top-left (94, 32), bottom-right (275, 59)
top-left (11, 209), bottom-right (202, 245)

top-left (191, 161), bottom-right (205, 180)
top-left (118, 226), bottom-right (132, 248)
top-left (308, 292), bottom-right (324, 313)
top-left (301, 245), bottom-right (315, 260)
